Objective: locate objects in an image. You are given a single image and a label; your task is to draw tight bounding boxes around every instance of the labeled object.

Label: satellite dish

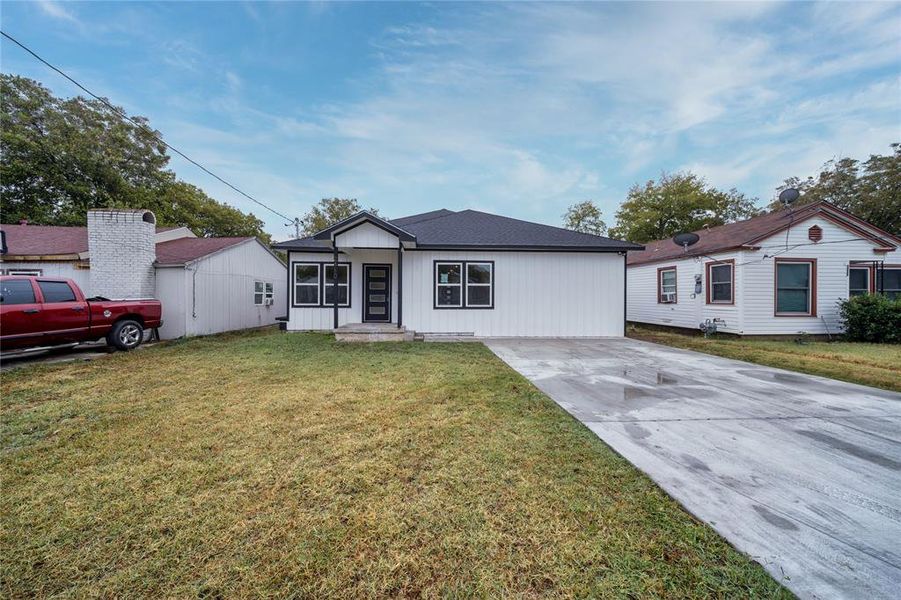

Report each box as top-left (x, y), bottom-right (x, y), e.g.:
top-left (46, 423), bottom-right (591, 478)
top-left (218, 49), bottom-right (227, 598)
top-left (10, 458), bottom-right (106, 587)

top-left (779, 188), bottom-right (800, 206)
top-left (673, 232), bottom-right (700, 250)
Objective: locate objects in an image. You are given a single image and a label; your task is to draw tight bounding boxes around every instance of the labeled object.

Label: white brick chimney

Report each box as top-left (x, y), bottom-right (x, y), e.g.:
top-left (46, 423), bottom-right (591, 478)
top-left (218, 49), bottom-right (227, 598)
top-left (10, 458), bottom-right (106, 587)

top-left (88, 209), bottom-right (157, 298)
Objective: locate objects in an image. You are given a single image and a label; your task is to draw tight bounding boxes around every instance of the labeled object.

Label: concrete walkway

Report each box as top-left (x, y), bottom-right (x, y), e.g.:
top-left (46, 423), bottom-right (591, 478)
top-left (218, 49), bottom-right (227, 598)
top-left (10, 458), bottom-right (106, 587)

top-left (485, 338), bottom-right (901, 600)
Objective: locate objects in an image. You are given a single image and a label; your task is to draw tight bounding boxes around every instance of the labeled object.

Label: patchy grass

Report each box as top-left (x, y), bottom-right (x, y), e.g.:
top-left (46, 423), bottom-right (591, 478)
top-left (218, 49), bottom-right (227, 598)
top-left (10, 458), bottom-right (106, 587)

top-left (628, 324), bottom-right (901, 392)
top-left (1, 330), bottom-right (789, 598)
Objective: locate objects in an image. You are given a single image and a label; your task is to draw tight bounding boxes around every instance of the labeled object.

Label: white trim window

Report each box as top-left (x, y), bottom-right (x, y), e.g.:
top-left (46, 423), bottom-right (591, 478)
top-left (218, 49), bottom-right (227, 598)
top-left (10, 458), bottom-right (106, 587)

top-left (707, 262), bottom-right (733, 304)
top-left (293, 263), bottom-right (321, 306)
top-left (254, 281), bottom-right (274, 305)
top-left (324, 264), bottom-right (350, 307)
top-left (6, 269), bottom-right (42, 276)
top-left (849, 267), bottom-right (870, 297)
top-left (436, 262), bottom-right (463, 307)
top-left (466, 262), bottom-right (493, 307)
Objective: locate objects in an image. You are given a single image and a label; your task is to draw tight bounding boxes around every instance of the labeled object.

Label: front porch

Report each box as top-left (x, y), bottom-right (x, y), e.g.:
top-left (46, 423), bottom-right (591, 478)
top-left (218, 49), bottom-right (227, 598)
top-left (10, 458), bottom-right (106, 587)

top-left (334, 322), bottom-right (414, 342)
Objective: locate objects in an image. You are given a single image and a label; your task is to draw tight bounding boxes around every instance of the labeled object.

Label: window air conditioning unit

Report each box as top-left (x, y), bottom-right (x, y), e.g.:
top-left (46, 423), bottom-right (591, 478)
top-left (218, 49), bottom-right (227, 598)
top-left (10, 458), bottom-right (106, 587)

top-left (662, 293), bottom-right (676, 303)
top-left (264, 298), bottom-right (274, 306)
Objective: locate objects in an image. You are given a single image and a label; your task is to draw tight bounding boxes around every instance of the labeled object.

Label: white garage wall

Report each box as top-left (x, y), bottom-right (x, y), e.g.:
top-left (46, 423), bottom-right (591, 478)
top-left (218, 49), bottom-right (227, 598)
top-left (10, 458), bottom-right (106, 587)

top-left (404, 250), bottom-right (625, 337)
top-left (155, 267), bottom-right (188, 339)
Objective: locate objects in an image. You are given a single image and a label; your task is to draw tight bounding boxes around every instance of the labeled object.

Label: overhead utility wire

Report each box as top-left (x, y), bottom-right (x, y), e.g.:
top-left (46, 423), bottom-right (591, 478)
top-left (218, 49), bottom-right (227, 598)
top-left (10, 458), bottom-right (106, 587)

top-left (0, 30), bottom-right (294, 224)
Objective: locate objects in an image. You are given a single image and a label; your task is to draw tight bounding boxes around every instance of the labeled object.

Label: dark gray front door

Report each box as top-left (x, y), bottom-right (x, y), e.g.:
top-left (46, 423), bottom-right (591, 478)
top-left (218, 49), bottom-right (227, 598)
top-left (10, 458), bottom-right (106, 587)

top-left (363, 264), bottom-right (391, 322)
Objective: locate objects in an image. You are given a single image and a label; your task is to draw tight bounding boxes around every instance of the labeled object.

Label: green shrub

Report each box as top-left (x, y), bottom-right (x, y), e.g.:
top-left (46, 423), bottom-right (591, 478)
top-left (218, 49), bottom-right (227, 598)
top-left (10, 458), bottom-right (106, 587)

top-left (838, 294), bottom-right (901, 343)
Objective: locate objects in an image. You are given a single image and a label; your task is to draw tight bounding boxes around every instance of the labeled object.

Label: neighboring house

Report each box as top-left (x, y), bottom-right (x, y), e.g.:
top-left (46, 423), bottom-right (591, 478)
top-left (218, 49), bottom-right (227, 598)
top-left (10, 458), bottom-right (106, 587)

top-left (272, 209), bottom-right (643, 337)
top-left (0, 209), bottom-right (286, 340)
top-left (626, 201), bottom-right (900, 336)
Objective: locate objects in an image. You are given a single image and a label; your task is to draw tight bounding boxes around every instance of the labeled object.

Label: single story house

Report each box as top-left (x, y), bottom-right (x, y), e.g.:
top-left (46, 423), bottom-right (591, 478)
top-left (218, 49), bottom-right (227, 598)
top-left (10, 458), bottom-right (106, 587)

top-left (0, 209), bottom-right (286, 339)
top-left (626, 201), bottom-right (900, 336)
top-left (272, 209), bottom-right (643, 338)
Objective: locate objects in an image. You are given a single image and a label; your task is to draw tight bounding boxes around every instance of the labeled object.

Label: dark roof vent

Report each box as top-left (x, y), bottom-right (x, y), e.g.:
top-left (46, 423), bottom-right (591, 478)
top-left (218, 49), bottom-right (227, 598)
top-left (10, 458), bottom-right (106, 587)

top-left (808, 225), bottom-right (823, 242)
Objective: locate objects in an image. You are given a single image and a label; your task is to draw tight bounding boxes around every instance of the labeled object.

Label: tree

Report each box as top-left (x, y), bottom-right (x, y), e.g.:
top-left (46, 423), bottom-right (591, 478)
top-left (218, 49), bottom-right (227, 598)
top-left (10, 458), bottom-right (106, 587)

top-left (300, 198), bottom-right (380, 236)
top-left (609, 171), bottom-right (759, 243)
top-left (562, 201), bottom-right (607, 236)
top-left (0, 74), bottom-right (269, 242)
top-left (769, 144), bottom-right (900, 235)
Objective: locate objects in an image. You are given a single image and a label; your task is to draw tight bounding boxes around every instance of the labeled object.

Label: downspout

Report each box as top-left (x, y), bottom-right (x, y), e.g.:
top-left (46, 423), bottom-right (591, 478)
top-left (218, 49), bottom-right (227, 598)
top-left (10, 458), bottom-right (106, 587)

top-left (397, 244), bottom-right (403, 328)
top-left (191, 265), bottom-right (198, 319)
top-left (333, 241), bottom-right (339, 330)
top-left (622, 252), bottom-right (627, 336)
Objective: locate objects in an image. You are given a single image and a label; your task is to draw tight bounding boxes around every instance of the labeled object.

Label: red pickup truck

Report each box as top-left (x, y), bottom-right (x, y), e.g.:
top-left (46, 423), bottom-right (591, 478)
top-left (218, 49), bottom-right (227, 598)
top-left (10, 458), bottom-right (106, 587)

top-left (0, 276), bottom-right (162, 352)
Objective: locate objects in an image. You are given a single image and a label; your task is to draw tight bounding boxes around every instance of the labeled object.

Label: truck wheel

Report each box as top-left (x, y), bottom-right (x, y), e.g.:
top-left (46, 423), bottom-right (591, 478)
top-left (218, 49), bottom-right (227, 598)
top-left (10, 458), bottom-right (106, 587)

top-left (108, 320), bottom-right (144, 351)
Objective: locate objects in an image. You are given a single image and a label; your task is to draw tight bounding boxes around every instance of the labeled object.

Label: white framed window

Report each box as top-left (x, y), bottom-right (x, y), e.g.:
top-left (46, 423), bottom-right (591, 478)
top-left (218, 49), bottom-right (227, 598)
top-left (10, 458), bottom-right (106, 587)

top-left (880, 268), bottom-right (901, 300)
top-left (658, 267), bottom-right (677, 304)
top-left (435, 262), bottom-right (463, 307)
top-left (254, 281), bottom-right (275, 305)
top-left (849, 267), bottom-right (870, 297)
top-left (706, 261), bottom-right (734, 304)
top-left (466, 262), bottom-right (493, 307)
top-left (293, 263), bottom-right (320, 306)
top-left (6, 269), bottom-right (42, 276)
top-left (324, 264), bottom-right (350, 307)
top-left (775, 259), bottom-right (816, 316)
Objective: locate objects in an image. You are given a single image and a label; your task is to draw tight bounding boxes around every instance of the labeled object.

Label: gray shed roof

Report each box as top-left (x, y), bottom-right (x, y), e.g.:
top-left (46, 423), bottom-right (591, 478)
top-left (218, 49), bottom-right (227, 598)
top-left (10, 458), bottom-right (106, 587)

top-left (272, 209), bottom-right (643, 252)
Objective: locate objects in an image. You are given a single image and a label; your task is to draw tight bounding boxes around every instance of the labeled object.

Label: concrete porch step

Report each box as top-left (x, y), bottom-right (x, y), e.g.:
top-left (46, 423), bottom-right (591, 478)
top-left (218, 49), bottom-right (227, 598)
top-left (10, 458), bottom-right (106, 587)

top-left (335, 323), bottom-right (414, 342)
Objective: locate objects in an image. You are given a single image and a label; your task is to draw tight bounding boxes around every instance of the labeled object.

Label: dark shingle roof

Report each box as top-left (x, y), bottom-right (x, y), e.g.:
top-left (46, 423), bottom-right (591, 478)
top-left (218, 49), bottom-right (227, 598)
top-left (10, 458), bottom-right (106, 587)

top-left (627, 201), bottom-right (900, 266)
top-left (272, 208), bottom-right (643, 251)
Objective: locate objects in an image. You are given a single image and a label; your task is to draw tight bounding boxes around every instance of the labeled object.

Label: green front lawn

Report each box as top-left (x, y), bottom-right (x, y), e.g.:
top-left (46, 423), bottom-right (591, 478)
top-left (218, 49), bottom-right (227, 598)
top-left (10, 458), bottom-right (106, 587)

top-left (1, 330), bottom-right (789, 598)
top-left (628, 324), bottom-right (901, 392)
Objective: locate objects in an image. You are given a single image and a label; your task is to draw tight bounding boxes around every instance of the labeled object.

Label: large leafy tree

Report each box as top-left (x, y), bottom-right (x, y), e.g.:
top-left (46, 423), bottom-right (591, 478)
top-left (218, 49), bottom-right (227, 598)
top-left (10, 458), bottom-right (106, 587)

top-left (770, 144), bottom-right (900, 235)
top-left (609, 171), bottom-right (759, 243)
top-left (300, 198), bottom-right (380, 236)
top-left (562, 200), bottom-right (607, 236)
top-left (0, 74), bottom-right (269, 242)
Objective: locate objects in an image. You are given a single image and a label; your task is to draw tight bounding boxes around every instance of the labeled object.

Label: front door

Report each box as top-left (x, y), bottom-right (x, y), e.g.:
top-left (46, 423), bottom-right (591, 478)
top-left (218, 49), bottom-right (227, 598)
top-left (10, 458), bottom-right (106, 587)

top-left (363, 264), bottom-right (391, 322)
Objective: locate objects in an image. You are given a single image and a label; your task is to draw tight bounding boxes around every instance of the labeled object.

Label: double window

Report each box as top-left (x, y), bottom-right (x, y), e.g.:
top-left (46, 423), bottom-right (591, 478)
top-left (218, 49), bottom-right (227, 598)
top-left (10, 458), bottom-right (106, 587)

top-left (254, 281), bottom-right (274, 305)
top-left (292, 262), bottom-right (351, 307)
top-left (657, 267), bottom-right (677, 303)
top-left (435, 261), bottom-right (494, 309)
top-left (849, 265), bottom-right (900, 300)
top-left (705, 260), bottom-right (734, 304)
top-left (775, 259), bottom-right (816, 316)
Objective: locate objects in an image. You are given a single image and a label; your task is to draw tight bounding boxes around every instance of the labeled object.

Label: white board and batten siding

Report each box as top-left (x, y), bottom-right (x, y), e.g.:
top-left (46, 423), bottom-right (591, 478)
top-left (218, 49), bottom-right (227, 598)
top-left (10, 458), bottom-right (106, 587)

top-left (335, 222), bottom-right (399, 249)
top-left (157, 239), bottom-right (287, 339)
top-left (627, 215), bottom-right (892, 335)
top-left (288, 249), bottom-right (626, 337)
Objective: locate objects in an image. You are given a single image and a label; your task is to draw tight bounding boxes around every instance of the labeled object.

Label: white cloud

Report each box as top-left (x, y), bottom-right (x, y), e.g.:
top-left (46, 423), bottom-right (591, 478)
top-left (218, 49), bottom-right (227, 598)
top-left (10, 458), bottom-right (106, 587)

top-left (36, 0), bottom-right (81, 25)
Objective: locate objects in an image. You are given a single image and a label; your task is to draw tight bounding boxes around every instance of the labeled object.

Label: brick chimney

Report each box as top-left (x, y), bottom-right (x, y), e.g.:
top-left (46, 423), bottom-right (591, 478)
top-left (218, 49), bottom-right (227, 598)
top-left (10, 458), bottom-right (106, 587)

top-left (87, 209), bottom-right (156, 298)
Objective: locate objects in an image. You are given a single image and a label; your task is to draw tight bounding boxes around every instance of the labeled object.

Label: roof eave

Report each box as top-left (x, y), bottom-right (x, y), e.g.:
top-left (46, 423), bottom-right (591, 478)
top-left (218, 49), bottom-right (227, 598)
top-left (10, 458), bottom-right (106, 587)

top-left (311, 211), bottom-right (417, 242)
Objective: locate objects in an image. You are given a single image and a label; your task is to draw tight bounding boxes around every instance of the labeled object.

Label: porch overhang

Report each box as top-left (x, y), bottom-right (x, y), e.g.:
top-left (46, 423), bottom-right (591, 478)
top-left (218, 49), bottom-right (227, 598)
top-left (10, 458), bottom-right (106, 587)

top-left (312, 211), bottom-right (416, 247)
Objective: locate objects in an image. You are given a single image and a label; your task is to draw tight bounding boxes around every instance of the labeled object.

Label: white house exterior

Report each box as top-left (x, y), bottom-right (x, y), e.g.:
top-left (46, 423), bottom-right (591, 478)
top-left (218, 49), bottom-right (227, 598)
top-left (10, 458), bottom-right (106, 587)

top-left (272, 209), bottom-right (642, 338)
top-left (626, 202), bottom-right (900, 336)
top-left (0, 210), bottom-right (287, 340)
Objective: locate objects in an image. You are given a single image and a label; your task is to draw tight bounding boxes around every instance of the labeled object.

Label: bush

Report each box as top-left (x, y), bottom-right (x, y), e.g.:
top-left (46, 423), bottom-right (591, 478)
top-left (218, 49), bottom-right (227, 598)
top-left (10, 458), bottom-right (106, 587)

top-left (838, 294), bottom-right (901, 343)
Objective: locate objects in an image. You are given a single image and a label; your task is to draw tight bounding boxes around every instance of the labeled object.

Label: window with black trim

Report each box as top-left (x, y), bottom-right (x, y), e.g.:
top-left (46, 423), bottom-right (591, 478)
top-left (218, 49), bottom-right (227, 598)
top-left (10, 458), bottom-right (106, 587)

top-left (435, 261), bottom-right (494, 309)
top-left (658, 267), bottom-right (677, 303)
top-left (324, 264), bottom-right (350, 307)
top-left (436, 262), bottom-right (462, 307)
top-left (293, 263), bottom-right (320, 306)
top-left (466, 262), bottom-right (493, 307)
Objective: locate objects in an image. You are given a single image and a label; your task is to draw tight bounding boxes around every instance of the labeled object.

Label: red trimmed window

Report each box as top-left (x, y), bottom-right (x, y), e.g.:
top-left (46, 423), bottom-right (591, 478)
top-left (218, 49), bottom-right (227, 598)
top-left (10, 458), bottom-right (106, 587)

top-left (657, 267), bottom-right (677, 303)
top-left (775, 258), bottom-right (817, 316)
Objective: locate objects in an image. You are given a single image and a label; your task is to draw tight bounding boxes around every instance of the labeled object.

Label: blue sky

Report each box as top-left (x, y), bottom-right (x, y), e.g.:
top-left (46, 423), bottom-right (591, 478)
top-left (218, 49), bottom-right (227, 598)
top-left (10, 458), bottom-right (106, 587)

top-left (2, 1), bottom-right (899, 240)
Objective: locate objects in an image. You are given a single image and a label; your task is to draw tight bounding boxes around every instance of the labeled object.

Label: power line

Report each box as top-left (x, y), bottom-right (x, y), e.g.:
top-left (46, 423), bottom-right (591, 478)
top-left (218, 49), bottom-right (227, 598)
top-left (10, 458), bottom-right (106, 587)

top-left (0, 30), bottom-right (295, 225)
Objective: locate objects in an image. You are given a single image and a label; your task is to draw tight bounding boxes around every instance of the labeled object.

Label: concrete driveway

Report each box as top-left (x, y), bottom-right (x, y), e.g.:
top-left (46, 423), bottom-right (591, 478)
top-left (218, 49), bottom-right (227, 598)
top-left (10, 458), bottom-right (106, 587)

top-left (485, 338), bottom-right (901, 600)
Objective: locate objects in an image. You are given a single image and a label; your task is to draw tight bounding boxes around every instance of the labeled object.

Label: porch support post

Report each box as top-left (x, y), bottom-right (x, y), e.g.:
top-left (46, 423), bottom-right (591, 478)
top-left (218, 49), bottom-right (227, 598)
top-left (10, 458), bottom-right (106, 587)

top-left (332, 241), bottom-right (339, 330)
top-left (397, 244), bottom-right (403, 328)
